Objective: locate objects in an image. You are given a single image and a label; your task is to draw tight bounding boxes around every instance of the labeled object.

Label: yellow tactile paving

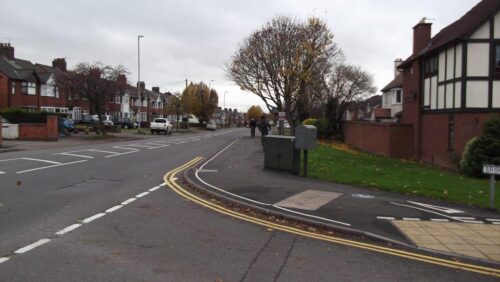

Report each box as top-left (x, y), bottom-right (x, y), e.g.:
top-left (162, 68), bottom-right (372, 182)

top-left (392, 220), bottom-right (500, 262)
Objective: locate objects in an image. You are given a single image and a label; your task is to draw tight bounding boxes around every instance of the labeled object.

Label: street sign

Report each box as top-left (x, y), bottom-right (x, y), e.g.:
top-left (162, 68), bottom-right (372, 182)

top-left (483, 165), bottom-right (500, 175)
top-left (278, 112), bottom-right (286, 121)
top-left (483, 165), bottom-right (498, 209)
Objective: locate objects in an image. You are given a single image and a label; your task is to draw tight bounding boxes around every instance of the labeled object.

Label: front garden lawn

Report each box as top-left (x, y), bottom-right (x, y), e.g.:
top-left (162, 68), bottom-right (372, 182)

top-left (308, 142), bottom-right (499, 210)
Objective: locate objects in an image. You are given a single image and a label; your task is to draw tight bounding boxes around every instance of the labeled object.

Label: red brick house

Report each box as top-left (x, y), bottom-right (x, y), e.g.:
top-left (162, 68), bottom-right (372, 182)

top-left (399, 0), bottom-right (500, 169)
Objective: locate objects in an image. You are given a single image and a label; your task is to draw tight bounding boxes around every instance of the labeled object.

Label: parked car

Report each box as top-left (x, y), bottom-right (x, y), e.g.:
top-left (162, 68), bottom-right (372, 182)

top-left (58, 117), bottom-right (75, 134)
top-left (91, 115), bottom-right (114, 126)
top-left (150, 118), bottom-right (173, 134)
top-left (114, 118), bottom-right (136, 129)
top-left (206, 121), bottom-right (217, 131)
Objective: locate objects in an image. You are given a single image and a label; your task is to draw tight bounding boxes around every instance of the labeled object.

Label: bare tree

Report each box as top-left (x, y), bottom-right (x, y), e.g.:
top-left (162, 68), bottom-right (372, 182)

top-left (65, 62), bottom-right (128, 135)
top-left (325, 64), bottom-right (376, 135)
top-left (226, 16), bottom-right (340, 124)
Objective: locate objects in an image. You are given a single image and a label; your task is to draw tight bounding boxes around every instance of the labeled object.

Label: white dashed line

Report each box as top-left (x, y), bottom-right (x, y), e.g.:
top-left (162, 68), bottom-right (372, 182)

top-left (16, 160), bottom-right (87, 174)
top-left (82, 213), bottom-right (106, 224)
top-left (148, 186), bottom-right (161, 192)
top-left (14, 239), bottom-right (51, 254)
top-left (493, 222), bottom-right (500, 225)
top-left (402, 218), bottom-right (421, 221)
top-left (136, 191), bottom-right (149, 198)
top-left (55, 223), bottom-right (82, 235)
top-left (430, 218), bottom-right (450, 222)
top-left (0, 257), bottom-right (9, 264)
top-left (56, 152), bottom-right (94, 159)
top-left (0, 171), bottom-right (5, 175)
top-left (19, 158), bottom-right (62, 165)
top-left (191, 138), bottom-right (201, 141)
top-left (175, 141), bottom-right (186, 144)
top-left (376, 216), bottom-right (395, 220)
top-left (461, 220), bottom-right (484, 224)
top-left (160, 183), bottom-right (167, 187)
top-left (121, 198), bottom-right (137, 205)
top-left (451, 216), bottom-right (476, 220)
top-left (105, 205), bottom-right (123, 213)
top-left (486, 218), bottom-right (500, 222)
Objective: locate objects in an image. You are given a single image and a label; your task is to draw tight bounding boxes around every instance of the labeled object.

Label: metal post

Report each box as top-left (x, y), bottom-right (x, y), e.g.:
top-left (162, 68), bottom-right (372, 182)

top-left (137, 35), bottom-right (144, 133)
top-left (490, 174), bottom-right (496, 209)
top-left (303, 150), bottom-right (308, 177)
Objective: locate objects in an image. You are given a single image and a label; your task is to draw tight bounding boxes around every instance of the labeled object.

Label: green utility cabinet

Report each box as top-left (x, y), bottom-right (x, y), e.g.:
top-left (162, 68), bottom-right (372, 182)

top-left (263, 135), bottom-right (300, 174)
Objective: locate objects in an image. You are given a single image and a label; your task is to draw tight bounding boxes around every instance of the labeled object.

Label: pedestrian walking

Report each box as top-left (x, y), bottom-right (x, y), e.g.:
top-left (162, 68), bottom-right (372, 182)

top-left (258, 115), bottom-right (271, 144)
top-left (249, 118), bottom-right (257, 138)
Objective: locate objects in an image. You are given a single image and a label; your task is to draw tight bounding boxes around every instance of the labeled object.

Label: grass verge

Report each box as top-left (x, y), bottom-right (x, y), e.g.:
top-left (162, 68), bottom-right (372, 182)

top-left (308, 142), bottom-right (499, 210)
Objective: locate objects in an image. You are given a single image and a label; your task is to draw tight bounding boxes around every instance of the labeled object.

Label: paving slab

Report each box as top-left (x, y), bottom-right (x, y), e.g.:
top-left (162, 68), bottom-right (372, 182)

top-left (392, 220), bottom-right (500, 262)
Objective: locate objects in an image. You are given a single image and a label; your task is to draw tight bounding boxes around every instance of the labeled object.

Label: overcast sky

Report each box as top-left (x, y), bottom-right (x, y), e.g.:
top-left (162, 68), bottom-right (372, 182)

top-left (1, 0), bottom-right (480, 112)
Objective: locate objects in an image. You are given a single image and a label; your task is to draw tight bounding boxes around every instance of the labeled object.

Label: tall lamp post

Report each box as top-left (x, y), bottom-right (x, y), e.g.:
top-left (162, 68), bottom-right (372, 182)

top-left (137, 35), bottom-right (144, 133)
top-left (223, 91), bottom-right (227, 128)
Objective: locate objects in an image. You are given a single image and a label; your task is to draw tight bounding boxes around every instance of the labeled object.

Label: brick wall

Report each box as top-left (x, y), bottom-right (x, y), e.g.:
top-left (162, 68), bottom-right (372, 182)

top-left (0, 73), bottom-right (8, 110)
top-left (18, 115), bottom-right (58, 141)
top-left (420, 112), bottom-right (493, 169)
top-left (343, 121), bottom-right (414, 159)
top-left (0, 115), bottom-right (2, 147)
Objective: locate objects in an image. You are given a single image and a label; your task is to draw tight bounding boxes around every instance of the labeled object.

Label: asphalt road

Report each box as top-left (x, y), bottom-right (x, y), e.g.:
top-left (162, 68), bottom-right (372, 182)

top-left (0, 129), bottom-right (496, 281)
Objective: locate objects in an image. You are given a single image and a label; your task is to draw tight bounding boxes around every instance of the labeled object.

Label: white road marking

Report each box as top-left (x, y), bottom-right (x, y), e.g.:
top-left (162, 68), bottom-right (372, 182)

top-left (82, 213), bottom-right (106, 224)
top-left (136, 191), bottom-right (149, 198)
top-left (451, 216), bottom-right (477, 220)
top-left (89, 149), bottom-right (121, 155)
top-left (486, 218), bottom-right (500, 222)
top-left (171, 177), bottom-right (178, 181)
top-left (191, 138), bottom-right (201, 141)
top-left (430, 218), bottom-right (450, 222)
top-left (148, 186), bottom-right (161, 192)
top-left (390, 202), bottom-right (469, 222)
top-left (493, 222), bottom-right (500, 225)
top-left (273, 205), bottom-right (351, 226)
top-left (0, 171), bottom-right (5, 175)
top-left (160, 183), bottom-right (167, 187)
top-left (20, 158), bottom-right (62, 165)
top-left (105, 205), bottom-right (123, 213)
top-left (56, 152), bottom-right (94, 159)
top-left (407, 201), bottom-right (464, 214)
top-left (121, 198), bottom-right (137, 205)
top-left (197, 169), bottom-right (219, 173)
top-left (377, 216), bottom-right (395, 220)
top-left (16, 160), bottom-right (87, 174)
top-left (461, 220), bottom-right (484, 224)
top-left (0, 257), bottom-right (9, 264)
top-left (402, 218), bottom-right (421, 221)
top-left (175, 141), bottom-right (186, 144)
top-left (14, 239), bottom-right (51, 254)
top-left (55, 223), bottom-right (82, 235)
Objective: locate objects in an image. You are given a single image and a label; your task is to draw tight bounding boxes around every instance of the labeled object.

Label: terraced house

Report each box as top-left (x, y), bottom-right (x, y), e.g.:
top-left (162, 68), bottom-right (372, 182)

top-left (400, 0), bottom-right (500, 169)
top-left (0, 43), bottom-right (172, 123)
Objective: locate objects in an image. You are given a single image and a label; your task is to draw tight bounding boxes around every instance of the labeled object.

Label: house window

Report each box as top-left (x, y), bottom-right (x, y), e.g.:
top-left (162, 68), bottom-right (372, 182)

top-left (21, 82), bottom-right (36, 95)
top-left (11, 82), bottom-right (15, 95)
top-left (396, 90), bottom-right (402, 103)
top-left (495, 44), bottom-right (500, 76)
top-left (424, 56), bottom-right (438, 77)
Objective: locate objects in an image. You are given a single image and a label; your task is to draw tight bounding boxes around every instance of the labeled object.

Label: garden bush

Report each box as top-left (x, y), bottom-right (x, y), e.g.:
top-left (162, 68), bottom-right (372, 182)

top-left (460, 115), bottom-right (500, 177)
top-left (0, 108), bottom-right (66, 124)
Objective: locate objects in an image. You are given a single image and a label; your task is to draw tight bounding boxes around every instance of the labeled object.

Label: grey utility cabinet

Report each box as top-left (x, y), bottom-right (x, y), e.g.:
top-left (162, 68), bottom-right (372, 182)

top-left (263, 135), bottom-right (300, 174)
top-left (295, 125), bottom-right (317, 150)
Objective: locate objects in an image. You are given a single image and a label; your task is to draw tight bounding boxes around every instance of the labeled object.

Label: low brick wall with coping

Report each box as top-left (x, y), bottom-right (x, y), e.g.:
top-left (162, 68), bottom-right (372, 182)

top-left (0, 115), bottom-right (2, 147)
top-left (18, 115), bottom-right (58, 141)
top-left (343, 121), bottom-right (414, 159)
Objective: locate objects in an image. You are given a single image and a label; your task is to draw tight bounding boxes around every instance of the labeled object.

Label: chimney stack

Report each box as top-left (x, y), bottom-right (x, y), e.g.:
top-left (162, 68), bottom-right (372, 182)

top-left (137, 81), bottom-right (145, 90)
top-left (413, 18), bottom-right (432, 54)
top-left (0, 43), bottom-right (14, 60)
top-left (52, 58), bottom-right (67, 71)
top-left (152, 87), bottom-right (160, 93)
top-left (394, 58), bottom-right (403, 77)
top-left (117, 74), bottom-right (127, 87)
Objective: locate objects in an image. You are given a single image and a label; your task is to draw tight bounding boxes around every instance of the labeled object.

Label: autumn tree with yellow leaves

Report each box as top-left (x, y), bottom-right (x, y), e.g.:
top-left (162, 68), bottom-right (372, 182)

top-left (181, 82), bottom-right (219, 124)
top-left (246, 105), bottom-right (264, 120)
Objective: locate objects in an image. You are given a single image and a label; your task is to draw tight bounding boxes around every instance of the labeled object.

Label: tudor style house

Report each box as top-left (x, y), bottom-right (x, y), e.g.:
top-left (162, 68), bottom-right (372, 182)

top-left (399, 0), bottom-right (500, 169)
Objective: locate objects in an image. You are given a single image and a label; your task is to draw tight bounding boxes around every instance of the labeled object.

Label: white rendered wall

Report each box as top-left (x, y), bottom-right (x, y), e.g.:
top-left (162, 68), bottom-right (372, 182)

top-left (466, 81), bottom-right (489, 108)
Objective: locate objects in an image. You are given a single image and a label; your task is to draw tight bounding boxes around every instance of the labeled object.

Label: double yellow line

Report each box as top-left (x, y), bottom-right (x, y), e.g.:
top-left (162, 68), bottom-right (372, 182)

top-left (164, 158), bottom-right (500, 278)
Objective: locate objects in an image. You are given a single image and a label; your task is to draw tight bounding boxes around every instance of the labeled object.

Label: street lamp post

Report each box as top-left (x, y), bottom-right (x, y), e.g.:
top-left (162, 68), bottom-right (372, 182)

top-left (223, 91), bottom-right (227, 128)
top-left (137, 35), bottom-right (144, 133)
